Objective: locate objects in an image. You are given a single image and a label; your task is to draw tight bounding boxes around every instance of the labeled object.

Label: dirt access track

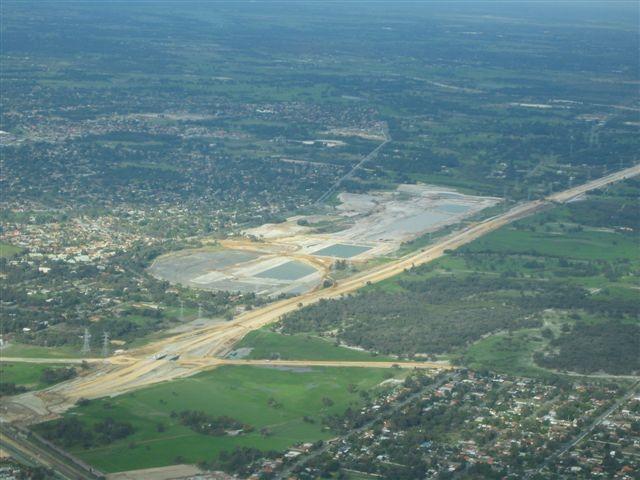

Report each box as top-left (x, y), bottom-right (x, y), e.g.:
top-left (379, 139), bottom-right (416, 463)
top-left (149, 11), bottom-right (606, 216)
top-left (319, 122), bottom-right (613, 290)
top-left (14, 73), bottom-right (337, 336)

top-left (2, 164), bottom-right (639, 425)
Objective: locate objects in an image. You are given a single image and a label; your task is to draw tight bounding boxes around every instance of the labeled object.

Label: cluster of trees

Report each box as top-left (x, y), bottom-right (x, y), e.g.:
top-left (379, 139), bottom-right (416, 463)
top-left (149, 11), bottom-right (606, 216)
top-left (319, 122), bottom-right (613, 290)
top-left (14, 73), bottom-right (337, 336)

top-left (0, 382), bottom-right (27, 396)
top-left (177, 410), bottom-right (250, 436)
top-left (280, 274), bottom-right (562, 355)
top-left (282, 251), bottom-right (637, 360)
top-left (1, 462), bottom-right (56, 480)
top-left (40, 367), bottom-right (77, 385)
top-left (535, 321), bottom-right (640, 375)
top-left (39, 416), bottom-right (134, 448)
top-left (204, 447), bottom-right (279, 477)
top-left (568, 196), bottom-right (640, 231)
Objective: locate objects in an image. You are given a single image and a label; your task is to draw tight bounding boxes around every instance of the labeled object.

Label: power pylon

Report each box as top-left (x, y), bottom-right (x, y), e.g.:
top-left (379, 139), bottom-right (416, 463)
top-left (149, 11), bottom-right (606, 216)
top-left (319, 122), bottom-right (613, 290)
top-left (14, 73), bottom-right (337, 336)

top-left (81, 328), bottom-right (91, 355)
top-left (102, 331), bottom-right (110, 357)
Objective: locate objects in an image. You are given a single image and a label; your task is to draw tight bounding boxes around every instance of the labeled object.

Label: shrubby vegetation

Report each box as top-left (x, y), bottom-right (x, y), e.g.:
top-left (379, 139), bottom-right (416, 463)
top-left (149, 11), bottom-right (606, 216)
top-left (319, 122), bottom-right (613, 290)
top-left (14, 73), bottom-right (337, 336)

top-left (207, 447), bottom-right (279, 476)
top-left (281, 278), bottom-right (541, 355)
top-left (0, 382), bottom-right (27, 396)
top-left (40, 367), bottom-right (76, 385)
top-left (177, 410), bottom-right (251, 436)
top-left (38, 417), bottom-right (134, 448)
top-left (536, 321), bottom-right (640, 375)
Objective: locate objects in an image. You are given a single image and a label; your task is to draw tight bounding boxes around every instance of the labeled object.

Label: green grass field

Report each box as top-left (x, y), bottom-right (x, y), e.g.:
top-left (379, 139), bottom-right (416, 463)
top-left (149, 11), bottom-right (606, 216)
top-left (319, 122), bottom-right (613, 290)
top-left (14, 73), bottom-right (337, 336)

top-left (0, 362), bottom-right (72, 390)
top-left (235, 329), bottom-right (391, 361)
top-left (465, 225), bottom-right (638, 262)
top-left (0, 242), bottom-right (22, 257)
top-left (462, 330), bottom-right (552, 378)
top-left (1, 343), bottom-right (85, 359)
top-left (48, 365), bottom-right (402, 473)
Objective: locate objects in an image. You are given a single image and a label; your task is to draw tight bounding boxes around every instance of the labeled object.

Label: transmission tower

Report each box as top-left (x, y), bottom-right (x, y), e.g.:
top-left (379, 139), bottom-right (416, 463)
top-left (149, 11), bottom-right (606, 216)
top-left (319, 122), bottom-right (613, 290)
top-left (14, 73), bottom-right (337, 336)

top-left (180, 300), bottom-right (184, 321)
top-left (588, 124), bottom-right (596, 147)
top-left (102, 331), bottom-right (110, 357)
top-left (81, 328), bottom-right (91, 354)
top-left (198, 304), bottom-right (203, 319)
top-left (569, 135), bottom-right (574, 157)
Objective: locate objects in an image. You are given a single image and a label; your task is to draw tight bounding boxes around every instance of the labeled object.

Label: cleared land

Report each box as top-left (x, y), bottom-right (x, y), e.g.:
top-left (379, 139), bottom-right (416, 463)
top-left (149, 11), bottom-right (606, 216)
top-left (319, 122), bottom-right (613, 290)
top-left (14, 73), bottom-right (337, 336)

top-left (148, 247), bottom-right (324, 296)
top-left (149, 184), bottom-right (497, 296)
top-left (312, 243), bottom-right (371, 258)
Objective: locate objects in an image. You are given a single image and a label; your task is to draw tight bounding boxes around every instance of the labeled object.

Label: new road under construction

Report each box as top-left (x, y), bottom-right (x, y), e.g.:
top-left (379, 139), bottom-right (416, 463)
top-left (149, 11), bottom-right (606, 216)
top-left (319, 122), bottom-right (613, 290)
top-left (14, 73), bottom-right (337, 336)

top-left (2, 164), bottom-right (639, 429)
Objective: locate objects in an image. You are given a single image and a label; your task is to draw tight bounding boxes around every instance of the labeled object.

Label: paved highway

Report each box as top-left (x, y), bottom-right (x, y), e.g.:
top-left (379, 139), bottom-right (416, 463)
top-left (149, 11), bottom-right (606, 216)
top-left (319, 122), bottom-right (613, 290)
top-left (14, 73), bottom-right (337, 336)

top-left (0, 424), bottom-right (103, 480)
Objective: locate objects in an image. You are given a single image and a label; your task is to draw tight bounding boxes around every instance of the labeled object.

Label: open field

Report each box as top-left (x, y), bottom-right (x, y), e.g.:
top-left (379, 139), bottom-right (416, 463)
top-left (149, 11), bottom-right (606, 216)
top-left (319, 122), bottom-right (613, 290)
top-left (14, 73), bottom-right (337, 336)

top-left (0, 343), bottom-right (86, 359)
top-left (42, 365), bottom-right (403, 473)
top-left (0, 242), bottom-right (21, 258)
top-left (0, 363), bottom-right (58, 391)
top-left (463, 330), bottom-right (551, 378)
top-left (0, 361), bottom-right (79, 394)
top-left (465, 225), bottom-right (638, 261)
top-left (232, 329), bottom-right (391, 362)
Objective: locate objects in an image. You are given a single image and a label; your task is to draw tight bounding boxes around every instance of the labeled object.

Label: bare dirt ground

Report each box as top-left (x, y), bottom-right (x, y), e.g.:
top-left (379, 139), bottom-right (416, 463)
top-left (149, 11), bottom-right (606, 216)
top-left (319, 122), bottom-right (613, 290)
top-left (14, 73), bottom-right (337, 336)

top-left (246, 183), bottom-right (499, 257)
top-left (149, 184), bottom-right (498, 298)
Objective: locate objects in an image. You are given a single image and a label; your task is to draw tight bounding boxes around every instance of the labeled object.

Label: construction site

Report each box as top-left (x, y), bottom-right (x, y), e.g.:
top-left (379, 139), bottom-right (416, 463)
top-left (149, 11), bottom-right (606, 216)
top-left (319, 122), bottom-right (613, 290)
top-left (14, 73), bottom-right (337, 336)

top-left (148, 184), bottom-right (499, 297)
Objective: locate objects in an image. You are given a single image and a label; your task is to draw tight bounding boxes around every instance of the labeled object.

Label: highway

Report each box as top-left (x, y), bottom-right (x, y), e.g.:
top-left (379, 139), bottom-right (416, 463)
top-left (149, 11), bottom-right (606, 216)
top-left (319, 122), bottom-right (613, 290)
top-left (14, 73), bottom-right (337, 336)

top-left (0, 424), bottom-right (103, 480)
top-left (2, 163), bottom-right (639, 424)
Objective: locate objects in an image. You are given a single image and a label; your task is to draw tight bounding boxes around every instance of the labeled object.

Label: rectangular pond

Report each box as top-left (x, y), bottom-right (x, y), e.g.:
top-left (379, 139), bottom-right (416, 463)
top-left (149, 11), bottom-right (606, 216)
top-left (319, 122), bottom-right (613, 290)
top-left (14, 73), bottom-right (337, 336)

top-left (313, 243), bottom-right (371, 258)
top-left (437, 203), bottom-right (471, 214)
top-left (256, 261), bottom-right (317, 280)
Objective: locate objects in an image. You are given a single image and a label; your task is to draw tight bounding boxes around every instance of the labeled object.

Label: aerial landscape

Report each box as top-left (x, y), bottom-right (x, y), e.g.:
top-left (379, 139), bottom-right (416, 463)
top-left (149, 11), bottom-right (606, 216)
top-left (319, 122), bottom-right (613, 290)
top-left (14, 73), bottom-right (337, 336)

top-left (0, 1), bottom-right (638, 479)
